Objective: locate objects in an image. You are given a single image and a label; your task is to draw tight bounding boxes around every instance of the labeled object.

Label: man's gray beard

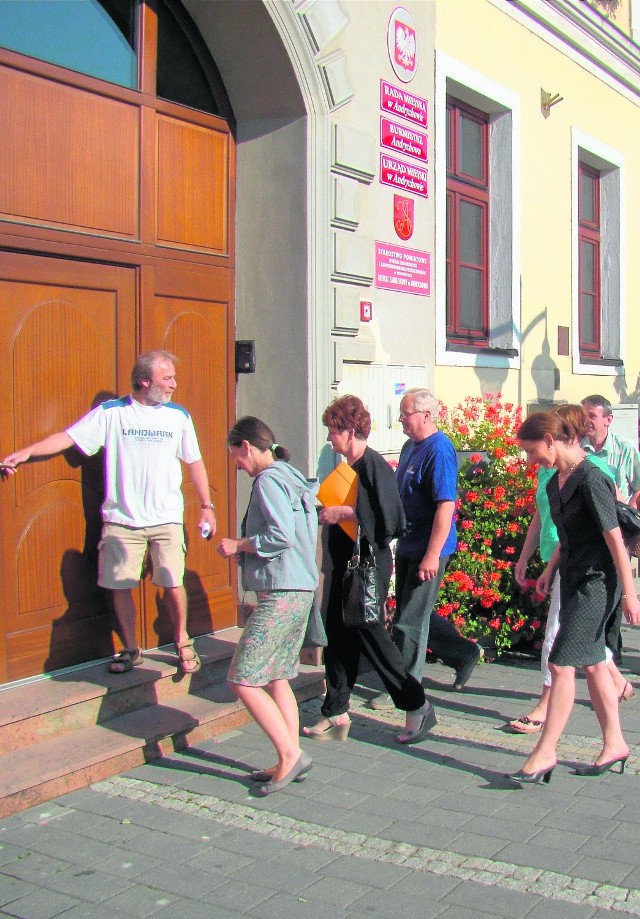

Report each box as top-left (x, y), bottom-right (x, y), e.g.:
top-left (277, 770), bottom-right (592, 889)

top-left (148, 384), bottom-right (172, 404)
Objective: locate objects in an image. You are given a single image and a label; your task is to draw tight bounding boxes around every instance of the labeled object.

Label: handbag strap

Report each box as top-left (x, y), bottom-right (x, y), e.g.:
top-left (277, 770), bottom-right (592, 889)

top-left (349, 525), bottom-right (362, 566)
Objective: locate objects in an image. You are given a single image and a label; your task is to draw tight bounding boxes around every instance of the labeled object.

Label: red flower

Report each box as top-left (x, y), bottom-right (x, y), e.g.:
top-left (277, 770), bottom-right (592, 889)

top-left (430, 395), bottom-right (549, 656)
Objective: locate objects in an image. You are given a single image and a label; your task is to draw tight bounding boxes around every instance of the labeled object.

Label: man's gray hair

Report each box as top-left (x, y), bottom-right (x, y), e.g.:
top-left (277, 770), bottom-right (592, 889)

top-left (132, 350), bottom-right (178, 390)
top-left (405, 388), bottom-right (440, 416)
top-left (581, 394), bottom-right (613, 416)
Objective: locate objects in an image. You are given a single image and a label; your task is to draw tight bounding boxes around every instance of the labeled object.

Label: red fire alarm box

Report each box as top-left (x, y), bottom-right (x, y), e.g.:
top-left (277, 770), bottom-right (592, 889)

top-left (360, 300), bottom-right (372, 322)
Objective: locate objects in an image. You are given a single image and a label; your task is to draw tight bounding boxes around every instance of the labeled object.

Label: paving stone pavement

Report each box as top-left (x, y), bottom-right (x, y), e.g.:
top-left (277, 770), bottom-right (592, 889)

top-left (2, 624), bottom-right (640, 918)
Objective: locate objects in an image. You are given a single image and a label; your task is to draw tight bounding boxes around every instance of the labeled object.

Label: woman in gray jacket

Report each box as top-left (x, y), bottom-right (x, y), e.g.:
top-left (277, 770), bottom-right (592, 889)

top-left (217, 416), bottom-right (318, 795)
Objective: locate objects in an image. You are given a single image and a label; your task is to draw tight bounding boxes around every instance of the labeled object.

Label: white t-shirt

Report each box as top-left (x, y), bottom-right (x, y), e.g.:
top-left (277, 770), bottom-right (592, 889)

top-left (67, 395), bottom-right (202, 527)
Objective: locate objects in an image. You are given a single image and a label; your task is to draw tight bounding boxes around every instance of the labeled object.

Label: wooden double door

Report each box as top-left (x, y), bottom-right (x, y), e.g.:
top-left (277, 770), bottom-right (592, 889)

top-left (0, 252), bottom-right (236, 683)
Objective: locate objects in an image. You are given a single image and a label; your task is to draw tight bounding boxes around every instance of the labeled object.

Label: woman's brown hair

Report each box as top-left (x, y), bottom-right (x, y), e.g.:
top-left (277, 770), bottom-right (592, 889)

top-left (322, 395), bottom-right (371, 440)
top-left (517, 405), bottom-right (588, 445)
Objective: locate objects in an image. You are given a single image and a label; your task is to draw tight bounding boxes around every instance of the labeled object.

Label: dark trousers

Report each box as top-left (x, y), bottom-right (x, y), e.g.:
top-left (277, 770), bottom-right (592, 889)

top-left (321, 538), bottom-right (425, 718)
top-left (427, 610), bottom-right (479, 669)
top-left (393, 554), bottom-right (449, 683)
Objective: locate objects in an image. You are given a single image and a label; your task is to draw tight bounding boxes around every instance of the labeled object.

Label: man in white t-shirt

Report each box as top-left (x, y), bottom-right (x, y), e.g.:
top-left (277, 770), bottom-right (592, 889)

top-left (2, 350), bottom-right (216, 675)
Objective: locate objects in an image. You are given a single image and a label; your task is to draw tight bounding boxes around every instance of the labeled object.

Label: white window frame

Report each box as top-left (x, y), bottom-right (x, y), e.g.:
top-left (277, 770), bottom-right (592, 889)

top-left (435, 53), bottom-right (521, 370)
top-left (571, 129), bottom-right (624, 377)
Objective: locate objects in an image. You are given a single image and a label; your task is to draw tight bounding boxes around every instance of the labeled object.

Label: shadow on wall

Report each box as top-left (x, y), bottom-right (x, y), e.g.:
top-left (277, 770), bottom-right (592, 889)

top-left (44, 390), bottom-right (116, 672)
top-left (614, 372), bottom-right (640, 407)
top-left (470, 308), bottom-right (559, 407)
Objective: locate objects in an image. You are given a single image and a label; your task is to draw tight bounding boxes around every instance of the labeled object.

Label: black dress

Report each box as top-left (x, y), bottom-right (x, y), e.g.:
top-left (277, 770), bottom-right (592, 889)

top-left (547, 461), bottom-right (620, 667)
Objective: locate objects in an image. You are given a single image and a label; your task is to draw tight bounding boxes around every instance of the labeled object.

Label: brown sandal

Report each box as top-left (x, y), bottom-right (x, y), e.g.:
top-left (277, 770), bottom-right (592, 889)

top-left (619, 680), bottom-right (636, 702)
top-left (109, 648), bottom-right (142, 674)
top-left (508, 716), bottom-right (545, 734)
top-left (175, 638), bottom-right (201, 673)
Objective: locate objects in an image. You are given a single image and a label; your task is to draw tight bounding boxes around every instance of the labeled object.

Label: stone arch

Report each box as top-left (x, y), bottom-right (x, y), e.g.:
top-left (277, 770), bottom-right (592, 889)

top-left (183, 0), bottom-right (352, 471)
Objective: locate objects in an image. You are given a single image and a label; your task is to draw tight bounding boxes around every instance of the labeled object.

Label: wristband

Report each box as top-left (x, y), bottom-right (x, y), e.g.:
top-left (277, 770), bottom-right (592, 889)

top-left (201, 503), bottom-right (215, 510)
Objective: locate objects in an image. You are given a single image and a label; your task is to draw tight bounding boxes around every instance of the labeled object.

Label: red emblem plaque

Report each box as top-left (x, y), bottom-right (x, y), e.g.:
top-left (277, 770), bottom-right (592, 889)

top-left (394, 194), bottom-right (414, 241)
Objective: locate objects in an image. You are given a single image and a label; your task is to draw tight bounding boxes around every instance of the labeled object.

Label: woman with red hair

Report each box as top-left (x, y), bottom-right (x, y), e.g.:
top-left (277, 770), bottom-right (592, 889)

top-left (303, 395), bottom-right (433, 745)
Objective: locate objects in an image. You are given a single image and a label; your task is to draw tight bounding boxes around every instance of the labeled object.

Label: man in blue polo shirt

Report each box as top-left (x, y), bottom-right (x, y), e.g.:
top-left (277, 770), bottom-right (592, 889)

top-left (369, 388), bottom-right (458, 730)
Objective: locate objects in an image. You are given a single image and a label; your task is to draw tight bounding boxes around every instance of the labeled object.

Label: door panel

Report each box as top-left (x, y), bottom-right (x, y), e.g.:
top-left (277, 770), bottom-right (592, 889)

top-left (139, 263), bottom-right (236, 648)
top-left (0, 63), bottom-right (139, 238)
top-left (156, 114), bottom-right (229, 253)
top-left (0, 253), bottom-right (136, 683)
top-left (0, 35), bottom-right (236, 683)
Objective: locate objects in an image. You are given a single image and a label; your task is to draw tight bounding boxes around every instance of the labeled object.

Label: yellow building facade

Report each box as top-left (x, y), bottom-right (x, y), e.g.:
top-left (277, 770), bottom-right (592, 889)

top-left (327, 0), bottom-right (640, 450)
top-left (433, 0), bottom-right (640, 418)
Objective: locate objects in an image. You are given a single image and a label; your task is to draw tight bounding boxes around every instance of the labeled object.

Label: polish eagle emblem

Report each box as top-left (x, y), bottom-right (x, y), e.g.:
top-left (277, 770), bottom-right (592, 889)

top-left (395, 22), bottom-right (416, 71)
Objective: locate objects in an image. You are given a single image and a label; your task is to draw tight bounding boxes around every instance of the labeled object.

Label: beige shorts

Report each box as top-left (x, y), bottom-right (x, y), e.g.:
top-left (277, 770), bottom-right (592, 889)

top-left (98, 523), bottom-right (186, 590)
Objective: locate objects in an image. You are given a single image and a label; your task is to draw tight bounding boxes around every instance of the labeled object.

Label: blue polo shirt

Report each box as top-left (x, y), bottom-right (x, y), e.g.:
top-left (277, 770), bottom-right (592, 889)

top-left (395, 430), bottom-right (458, 561)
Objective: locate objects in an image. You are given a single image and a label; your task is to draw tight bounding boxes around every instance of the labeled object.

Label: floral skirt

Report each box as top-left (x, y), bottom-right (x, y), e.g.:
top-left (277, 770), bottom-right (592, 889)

top-left (227, 590), bottom-right (313, 687)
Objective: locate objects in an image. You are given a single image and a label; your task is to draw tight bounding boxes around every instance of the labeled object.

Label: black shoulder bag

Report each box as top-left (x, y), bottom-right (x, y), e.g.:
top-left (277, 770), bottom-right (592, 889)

top-left (342, 527), bottom-right (380, 629)
top-left (615, 500), bottom-right (640, 558)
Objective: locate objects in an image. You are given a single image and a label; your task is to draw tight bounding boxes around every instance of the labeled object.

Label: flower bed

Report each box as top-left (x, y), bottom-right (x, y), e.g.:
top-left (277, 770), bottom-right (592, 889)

top-left (389, 395), bottom-right (549, 658)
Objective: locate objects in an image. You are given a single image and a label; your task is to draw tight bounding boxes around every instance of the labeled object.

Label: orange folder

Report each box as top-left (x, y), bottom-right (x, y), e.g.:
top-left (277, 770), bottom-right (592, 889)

top-left (317, 462), bottom-right (358, 541)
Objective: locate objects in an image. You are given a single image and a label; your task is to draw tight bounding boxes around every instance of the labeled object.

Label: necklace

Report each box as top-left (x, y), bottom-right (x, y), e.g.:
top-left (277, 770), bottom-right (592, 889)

top-left (558, 459), bottom-right (578, 488)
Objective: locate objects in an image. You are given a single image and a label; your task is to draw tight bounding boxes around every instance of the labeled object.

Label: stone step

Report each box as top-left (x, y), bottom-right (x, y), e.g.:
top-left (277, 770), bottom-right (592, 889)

top-left (0, 628), bottom-right (325, 818)
top-left (0, 631), bottom-right (244, 753)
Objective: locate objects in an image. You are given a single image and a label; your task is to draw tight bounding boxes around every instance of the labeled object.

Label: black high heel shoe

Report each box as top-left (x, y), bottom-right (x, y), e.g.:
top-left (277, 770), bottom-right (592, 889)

top-left (574, 755), bottom-right (628, 776)
top-left (506, 765), bottom-right (555, 785)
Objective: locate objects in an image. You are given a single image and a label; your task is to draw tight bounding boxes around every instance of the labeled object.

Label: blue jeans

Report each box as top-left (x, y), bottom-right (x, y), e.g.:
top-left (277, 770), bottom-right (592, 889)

top-left (394, 554), bottom-right (449, 683)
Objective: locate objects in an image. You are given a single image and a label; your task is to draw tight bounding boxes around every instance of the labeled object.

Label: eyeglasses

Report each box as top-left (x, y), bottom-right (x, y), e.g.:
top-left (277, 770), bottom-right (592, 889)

top-left (398, 410), bottom-right (425, 419)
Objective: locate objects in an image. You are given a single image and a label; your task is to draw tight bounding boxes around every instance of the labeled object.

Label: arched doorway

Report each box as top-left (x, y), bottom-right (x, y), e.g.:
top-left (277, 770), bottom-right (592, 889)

top-left (182, 0), bottom-right (333, 508)
top-left (0, 0), bottom-right (237, 682)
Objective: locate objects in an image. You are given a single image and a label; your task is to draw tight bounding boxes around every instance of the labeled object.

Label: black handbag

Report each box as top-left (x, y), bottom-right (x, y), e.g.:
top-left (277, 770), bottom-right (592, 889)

top-left (342, 527), bottom-right (380, 629)
top-left (616, 501), bottom-right (640, 557)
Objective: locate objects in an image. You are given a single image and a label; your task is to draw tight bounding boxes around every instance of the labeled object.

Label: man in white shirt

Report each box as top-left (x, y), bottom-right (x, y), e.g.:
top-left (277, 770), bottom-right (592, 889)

top-left (2, 350), bottom-right (216, 675)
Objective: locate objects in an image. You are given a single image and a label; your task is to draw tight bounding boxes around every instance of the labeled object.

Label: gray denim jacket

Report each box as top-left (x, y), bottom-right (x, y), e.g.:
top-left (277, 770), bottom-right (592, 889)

top-left (240, 461), bottom-right (319, 592)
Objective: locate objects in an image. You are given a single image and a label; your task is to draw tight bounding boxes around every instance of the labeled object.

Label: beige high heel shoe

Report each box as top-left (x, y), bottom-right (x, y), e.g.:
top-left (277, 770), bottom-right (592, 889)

top-left (302, 716), bottom-right (351, 741)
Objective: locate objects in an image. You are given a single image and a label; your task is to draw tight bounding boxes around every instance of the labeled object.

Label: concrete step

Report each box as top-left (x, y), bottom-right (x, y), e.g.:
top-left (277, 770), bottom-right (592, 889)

top-left (0, 629), bottom-right (325, 818)
top-left (0, 631), bottom-right (244, 753)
